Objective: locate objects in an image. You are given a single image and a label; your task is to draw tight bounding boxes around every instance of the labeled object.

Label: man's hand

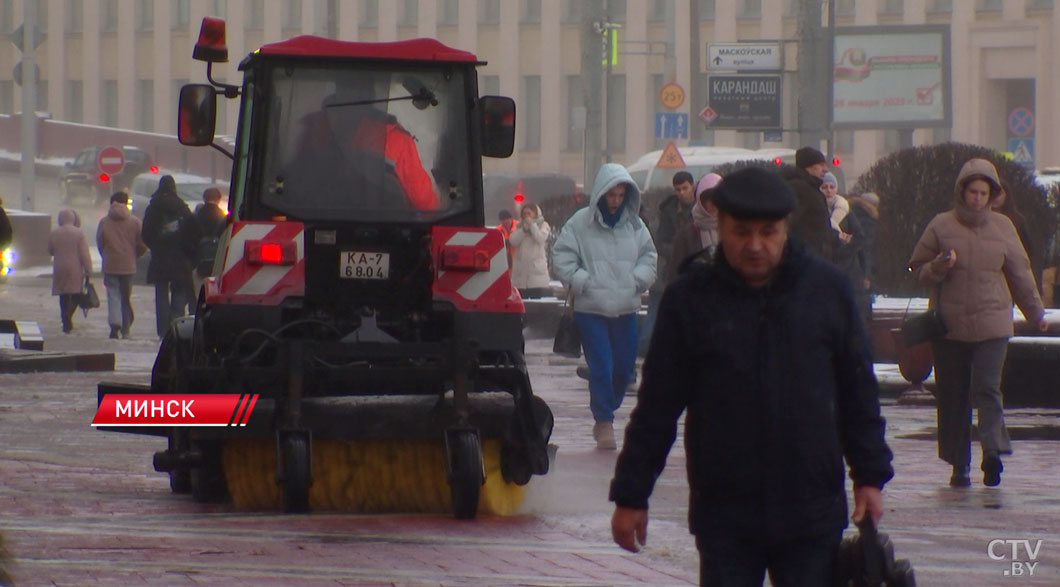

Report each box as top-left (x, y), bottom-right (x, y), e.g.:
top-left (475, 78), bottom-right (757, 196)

top-left (611, 506), bottom-right (649, 553)
top-left (851, 485), bottom-right (883, 525)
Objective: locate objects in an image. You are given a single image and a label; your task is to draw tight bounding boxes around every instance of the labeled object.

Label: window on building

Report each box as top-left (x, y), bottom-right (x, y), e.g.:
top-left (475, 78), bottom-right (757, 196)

top-left (879, 0), bottom-right (902, 13)
top-left (210, 0), bottom-right (227, 17)
top-left (606, 75), bottom-right (626, 153)
top-left (834, 129), bottom-right (854, 154)
top-left (137, 80), bottom-right (153, 132)
top-left (1028, 0), bottom-right (1053, 8)
top-left (562, 0), bottom-right (582, 23)
top-left (399, 0), bottom-right (418, 25)
top-left (522, 76), bottom-right (541, 150)
top-left (36, 80), bottom-right (47, 111)
top-left (522, 0), bottom-right (541, 23)
top-left (246, 0), bottom-right (264, 28)
top-left (35, 0), bottom-right (47, 33)
top-left (102, 80), bottom-right (118, 127)
top-left (482, 75), bottom-right (500, 96)
top-left (836, 0), bottom-right (855, 15)
top-left (928, 0), bottom-right (952, 11)
top-left (66, 0), bottom-right (82, 33)
top-left (101, 0), bottom-right (118, 31)
top-left (566, 75), bottom-right (584, 150)
top-left (361, 0), bottom-right (379, 26)
top-left (740, 0), bottom-right (762, 18)
top-left (975, 0), bottom-right (1002, 10)
top-left (0, 81), bottom-right (11, 114)
top-left (480, 0), bottom-right (500, 24)
top-left (607, 0), bottom-right (626, 22)
top-left (0, 1), bottom-right (11, 34)
top-left (439, 0), bottom-right (458, 24)
top-left (136, 0), bottom-right (154, 30)
top-left (67, 80), bottom-right (83, 123)
top-left (699, 0), bottom-right (715, 19)
top-left (173, 0), bottom-right (190, 27)
top-left (284, 0), bottom-right (302, 28)
top-left (649, 0), bottom-right (666, 21)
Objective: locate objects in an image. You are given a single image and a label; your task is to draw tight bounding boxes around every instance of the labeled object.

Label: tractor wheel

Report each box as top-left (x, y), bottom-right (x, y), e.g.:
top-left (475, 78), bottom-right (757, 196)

top-left (281, 434), bottom-right (311, 513)
top-left (190, 440), bottom-right (228, 503)
top-left (167, 430), bottom-right (191, 494)
top-left (447, 431), bottom-right (484, 519)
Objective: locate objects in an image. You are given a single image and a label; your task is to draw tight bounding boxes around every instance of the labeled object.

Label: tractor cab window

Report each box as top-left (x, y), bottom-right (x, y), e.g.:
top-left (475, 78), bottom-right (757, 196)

top-left (259, 65), bottom-right (472, 222)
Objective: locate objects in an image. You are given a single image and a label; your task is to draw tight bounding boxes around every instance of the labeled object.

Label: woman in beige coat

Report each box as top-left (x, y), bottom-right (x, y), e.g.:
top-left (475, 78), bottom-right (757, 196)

top-left (48, 208), bottom-right (93, 333)
top-left (508, 203), bottom-right (552, 298)
top-left (908, 158), bottom-right (1047, 488)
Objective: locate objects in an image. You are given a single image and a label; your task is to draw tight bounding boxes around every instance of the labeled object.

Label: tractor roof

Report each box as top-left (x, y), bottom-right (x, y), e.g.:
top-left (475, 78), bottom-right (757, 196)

top-left (256, 36), bottom-right (480, 64)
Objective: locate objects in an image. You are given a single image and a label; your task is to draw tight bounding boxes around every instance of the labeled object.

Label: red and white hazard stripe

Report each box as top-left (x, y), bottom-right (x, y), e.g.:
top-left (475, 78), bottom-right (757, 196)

top-left (208, 221), bottom-right (305, 305)
top-left (432, 226), bottom-right (522, 313)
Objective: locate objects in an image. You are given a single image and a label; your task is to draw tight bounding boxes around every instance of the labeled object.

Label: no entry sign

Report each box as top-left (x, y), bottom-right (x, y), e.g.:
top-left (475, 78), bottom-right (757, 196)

top-left (97, 146), bottom-right (125, 175)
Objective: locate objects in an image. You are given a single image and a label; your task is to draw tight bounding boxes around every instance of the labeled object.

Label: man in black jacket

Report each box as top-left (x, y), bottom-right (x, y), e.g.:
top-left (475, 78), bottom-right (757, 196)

top-left (610, 166), bottom-right (893, 585)
top-left (141, 175), bottom-right (196, 338)
top-left (783, 146), bottom-right (837, 263)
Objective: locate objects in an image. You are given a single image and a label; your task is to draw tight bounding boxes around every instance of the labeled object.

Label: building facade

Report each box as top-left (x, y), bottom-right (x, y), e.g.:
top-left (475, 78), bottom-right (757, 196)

top-left (1, 0), bottom-right (1057, 185)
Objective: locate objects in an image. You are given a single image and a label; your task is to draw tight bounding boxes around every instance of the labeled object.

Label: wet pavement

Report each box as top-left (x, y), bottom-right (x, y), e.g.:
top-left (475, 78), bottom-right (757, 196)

top-left (1, 268), bottom-right (1059, 585)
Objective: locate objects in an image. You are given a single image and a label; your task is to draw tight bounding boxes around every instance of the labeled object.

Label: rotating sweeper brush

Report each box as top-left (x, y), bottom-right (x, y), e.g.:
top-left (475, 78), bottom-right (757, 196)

top-left (96, 18), bottom-right (553, 519)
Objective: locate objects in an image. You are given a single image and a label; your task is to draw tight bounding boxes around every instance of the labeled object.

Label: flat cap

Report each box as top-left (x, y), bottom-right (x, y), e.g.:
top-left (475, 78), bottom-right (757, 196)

top-left (712, 166), bottom-right (796, 219)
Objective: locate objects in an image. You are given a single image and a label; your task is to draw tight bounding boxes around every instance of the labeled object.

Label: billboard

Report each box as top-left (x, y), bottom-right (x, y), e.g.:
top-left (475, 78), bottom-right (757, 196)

top-left (705, 75), bottom-right (782, 129)
top-left (832, 25), bottom-right (951, 128)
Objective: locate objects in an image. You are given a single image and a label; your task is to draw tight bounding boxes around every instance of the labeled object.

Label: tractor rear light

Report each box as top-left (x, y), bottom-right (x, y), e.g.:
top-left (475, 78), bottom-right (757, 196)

top-left (440, 245), bottom-right (490, 272)
top-left (193, 17), bottom-right (229, 63)
top-left (99, 173), bottom-right (110, 183)
top-left (245, 240), bottom-right (297, 266)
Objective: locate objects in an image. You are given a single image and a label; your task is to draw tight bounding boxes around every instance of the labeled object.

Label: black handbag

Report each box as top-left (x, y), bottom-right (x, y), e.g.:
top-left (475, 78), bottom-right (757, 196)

top-left (836, 517), bottom-right (917, 587)
top-left (900, 285), bottom-right (945, 347)
top-left (552, 292), bottom-right (582, 358)
top-left (78, 278), bottom-right (101, 310)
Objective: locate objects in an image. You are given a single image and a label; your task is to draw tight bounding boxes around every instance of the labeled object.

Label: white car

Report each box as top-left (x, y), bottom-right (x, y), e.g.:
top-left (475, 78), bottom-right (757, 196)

top-left (128, 171), bottom-right (229, 220)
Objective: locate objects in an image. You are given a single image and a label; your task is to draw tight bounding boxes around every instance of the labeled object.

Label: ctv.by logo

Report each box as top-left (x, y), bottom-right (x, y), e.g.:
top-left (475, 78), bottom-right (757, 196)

top-left (988, 539), bottom-right (1043, 577)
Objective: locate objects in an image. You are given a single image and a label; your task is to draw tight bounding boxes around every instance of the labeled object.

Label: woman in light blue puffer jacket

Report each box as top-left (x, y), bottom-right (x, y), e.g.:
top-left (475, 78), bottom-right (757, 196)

top-left (552, 163), bottom-right (658, 449)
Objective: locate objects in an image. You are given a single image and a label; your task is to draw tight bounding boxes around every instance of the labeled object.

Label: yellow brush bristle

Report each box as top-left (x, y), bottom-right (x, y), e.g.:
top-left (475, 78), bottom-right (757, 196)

top-left (222, 437), bottom-right (526, 515)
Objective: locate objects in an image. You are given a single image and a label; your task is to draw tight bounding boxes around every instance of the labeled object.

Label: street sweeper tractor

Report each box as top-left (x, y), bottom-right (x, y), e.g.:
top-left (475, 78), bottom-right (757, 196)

top-left (96, 17), bottom-right (553, 519)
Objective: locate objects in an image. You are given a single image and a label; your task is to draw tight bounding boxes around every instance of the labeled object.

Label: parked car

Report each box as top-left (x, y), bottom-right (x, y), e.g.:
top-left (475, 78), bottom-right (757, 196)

top-left (59, 146), bottom-right (158, 205)
top-left (129, 171), bottom-right (229, 221)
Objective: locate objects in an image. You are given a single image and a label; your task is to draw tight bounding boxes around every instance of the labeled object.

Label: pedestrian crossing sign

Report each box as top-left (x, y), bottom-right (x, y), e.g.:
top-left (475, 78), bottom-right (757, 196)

top-left (1008, 137), bottom-right (1034, 168)
top-left (656, 141), bottom-right (686, 169)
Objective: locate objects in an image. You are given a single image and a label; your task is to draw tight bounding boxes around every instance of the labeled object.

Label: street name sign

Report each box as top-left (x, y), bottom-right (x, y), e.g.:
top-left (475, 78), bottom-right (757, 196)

top-left (707, 42), bottom-right (782, 71)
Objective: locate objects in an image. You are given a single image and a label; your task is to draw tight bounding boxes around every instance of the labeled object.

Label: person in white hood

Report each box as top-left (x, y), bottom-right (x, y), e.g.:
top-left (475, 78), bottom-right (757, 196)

top-left (552, 163), bottom-right (657, 450)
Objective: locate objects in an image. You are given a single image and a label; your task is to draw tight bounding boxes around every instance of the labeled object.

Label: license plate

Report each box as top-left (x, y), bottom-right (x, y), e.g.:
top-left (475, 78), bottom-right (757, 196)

top-left (340, 251), bottom-right (389, 280)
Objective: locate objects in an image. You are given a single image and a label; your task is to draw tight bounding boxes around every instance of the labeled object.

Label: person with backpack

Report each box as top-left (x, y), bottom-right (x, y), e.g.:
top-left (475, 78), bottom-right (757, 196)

top-left (191, 187), bottom-right (227, 291)
top-left (141, 175), bottom-right (196, 339)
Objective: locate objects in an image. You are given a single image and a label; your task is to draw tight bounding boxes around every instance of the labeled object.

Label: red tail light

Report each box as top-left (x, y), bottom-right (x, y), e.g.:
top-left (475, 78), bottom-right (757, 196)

top-left (150, 165), bottom-right (159, 173)
top-left (832, 157), bottom-right (841, 166)
top-left (514, 192), bottom-right (525, 203)
top-left (245, 240), bottom-right (297, 265)
top-left (99, 173), bottom-right (110, 182)
top-left (440, 245), bottom-right (491, 272)
top-left (774, 158), bottom-right (783, 165)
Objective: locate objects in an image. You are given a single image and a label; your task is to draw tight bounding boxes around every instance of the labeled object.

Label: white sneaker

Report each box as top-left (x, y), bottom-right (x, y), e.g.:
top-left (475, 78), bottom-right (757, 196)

top-left (593, 421), bottom-right (616, 450)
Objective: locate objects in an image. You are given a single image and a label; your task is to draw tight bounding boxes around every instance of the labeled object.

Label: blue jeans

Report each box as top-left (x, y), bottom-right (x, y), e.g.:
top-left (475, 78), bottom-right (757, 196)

top-left (573, 311), bottom-right (637, 422)
top-left (696, 531), bottom-right (841, 586)
top-left (103, 274), bottom-right (135, 333)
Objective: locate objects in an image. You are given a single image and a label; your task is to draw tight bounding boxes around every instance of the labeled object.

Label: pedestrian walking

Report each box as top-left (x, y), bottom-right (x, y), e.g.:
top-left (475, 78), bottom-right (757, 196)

top-left (638, 171), bottom-right (695, 355)
top-left (847, 191), bottom-right (879, 293)
top-left (96, 192), bottom-right (148, 339)
top-left (496, 209), bottom-right (518, 267)
top-left (141, 175), bottom-right (196, 338)
top-left (665, 172), bottom-right (722, 284)
top-left (610, 166), bottom-right (893, 585)
top-left (552, 163), bottom-right (657, 450)
top-left (48, 209), bottom-right (93, 334)
top-left (190, 187), bottom-right (228, 299)
top-left (821, 172), bottom-right (871, 329)
top-left (782, 146), bottom-right (837, 262)
top-left (508, 203), bottom-right (552, 299)
top-left (908, 158), bottom-right (1047, 488)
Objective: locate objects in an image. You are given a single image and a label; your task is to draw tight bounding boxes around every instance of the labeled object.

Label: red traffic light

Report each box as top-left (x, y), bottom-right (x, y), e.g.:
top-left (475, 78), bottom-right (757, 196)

top-left (774, 158), bottom-right (783, 165)
top-left (99, 173), bottom-right (110, 183)
top-left (514, 193), bottom-right (525, 203)
top-left (832, 157), bottom-right (841, 166)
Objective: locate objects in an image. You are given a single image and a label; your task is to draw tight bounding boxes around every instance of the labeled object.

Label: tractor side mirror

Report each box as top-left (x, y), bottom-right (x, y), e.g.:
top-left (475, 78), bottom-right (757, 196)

top-left (178, 84), bottom-right (217, 147)
top-left (479, 96), bottom-right (515, 159)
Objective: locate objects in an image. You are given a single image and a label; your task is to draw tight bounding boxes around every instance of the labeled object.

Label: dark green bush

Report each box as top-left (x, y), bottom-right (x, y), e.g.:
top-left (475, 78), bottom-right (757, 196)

top-left (849, 142), bottom-right (1057, 296)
